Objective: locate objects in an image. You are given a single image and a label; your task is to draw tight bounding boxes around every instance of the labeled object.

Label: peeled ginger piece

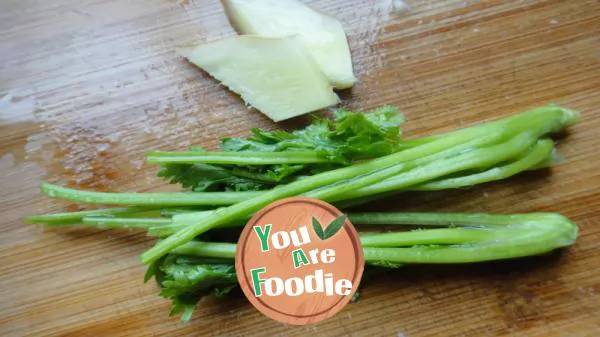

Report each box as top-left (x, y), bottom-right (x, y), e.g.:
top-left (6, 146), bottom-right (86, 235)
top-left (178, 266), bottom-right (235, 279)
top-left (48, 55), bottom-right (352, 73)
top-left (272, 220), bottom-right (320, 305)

top-left (178, 36), bottom-right (339, 122)
top-left (222, 0), bottom-right (357, 89)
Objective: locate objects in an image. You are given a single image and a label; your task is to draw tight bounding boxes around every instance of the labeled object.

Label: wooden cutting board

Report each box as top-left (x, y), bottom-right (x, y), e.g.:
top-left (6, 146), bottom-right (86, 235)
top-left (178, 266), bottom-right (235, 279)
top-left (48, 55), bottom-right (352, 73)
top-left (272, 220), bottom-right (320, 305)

top-left (1, 0), bottom-right (599, 336)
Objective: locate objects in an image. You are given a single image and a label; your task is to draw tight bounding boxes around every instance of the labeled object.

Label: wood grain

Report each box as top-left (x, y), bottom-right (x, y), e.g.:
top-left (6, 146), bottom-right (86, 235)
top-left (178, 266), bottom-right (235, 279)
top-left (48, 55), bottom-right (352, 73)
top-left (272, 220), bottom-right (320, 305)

top-left (1, 0), bottom-right (599, 336)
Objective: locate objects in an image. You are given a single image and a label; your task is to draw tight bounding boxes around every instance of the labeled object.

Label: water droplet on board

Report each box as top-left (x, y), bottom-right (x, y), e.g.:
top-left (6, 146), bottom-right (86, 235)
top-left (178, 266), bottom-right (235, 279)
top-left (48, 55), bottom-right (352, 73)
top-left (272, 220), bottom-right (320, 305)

top-left (393, 0), bottom-right (411, 13)
top-left (0, 90), bottom-right (43, 165)
top-left (169, 0), bottom-right (192, 8)
top-left (22, 120), bottom-right (124, 196)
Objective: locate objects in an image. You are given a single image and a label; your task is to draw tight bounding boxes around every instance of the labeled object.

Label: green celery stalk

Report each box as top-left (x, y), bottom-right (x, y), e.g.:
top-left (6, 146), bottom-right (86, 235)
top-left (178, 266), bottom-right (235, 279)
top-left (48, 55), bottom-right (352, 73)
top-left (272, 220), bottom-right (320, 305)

top-left (38, 183), bottom-right (259, 206)
top-left (327, 131), bottom-right (536, 202)
top-left (411, 139), bottom-right (554, 191)
top-left (82, 217), bottom-right (172, 229)
top-left (152, 131), bottom-right (543, 233)
top-left (31, 127), bottom-right (558, 211)
top-left (29, 136), bottom-right (558, 234)
top-left (162, 125), bottom-right (523, 239)
top-left (171, 241), bottom-right (239, 259)
top-left (141, 106), bottom-right (579, 264)
top-left (165, 212), bottom-right (577, 264)
top-left (50, 108), bottom-right (573, 211)
top-left (348, 212), bottom-right (541, 227)
top-left (146, 151), bottom-right (331, 165)
top-left (25, 206), bottom-right (162, 226)
top-left (358, 228), bottom-right (501, 247)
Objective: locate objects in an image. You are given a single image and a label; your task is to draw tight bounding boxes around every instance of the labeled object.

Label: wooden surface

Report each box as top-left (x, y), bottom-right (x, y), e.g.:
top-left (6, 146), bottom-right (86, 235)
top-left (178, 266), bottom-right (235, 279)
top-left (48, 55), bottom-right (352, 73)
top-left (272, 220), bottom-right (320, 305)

top-left (1, 0), bottom-right (599, 336)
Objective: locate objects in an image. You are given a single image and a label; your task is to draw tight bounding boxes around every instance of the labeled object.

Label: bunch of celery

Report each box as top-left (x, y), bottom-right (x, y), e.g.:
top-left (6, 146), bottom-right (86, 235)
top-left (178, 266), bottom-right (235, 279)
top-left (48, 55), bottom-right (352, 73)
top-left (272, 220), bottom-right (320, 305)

top-left (27, 105), bottom-right (580, 321)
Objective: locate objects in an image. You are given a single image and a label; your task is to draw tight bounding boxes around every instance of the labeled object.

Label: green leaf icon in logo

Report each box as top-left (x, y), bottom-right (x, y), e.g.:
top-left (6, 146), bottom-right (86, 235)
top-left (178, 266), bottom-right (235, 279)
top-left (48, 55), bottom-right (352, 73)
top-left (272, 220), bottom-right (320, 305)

top-left (312, 217), bottom-right (326, 240)
top-left (312, 215), bottom-right (347, 240)
top-left (324, 215), bottom-right (347, 239)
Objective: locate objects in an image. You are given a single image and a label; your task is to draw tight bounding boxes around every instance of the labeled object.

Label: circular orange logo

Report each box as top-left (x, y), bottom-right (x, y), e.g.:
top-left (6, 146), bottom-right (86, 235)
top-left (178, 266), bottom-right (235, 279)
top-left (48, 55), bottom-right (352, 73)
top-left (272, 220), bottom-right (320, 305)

top-left (235, 197), bottom-right (364, 325)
